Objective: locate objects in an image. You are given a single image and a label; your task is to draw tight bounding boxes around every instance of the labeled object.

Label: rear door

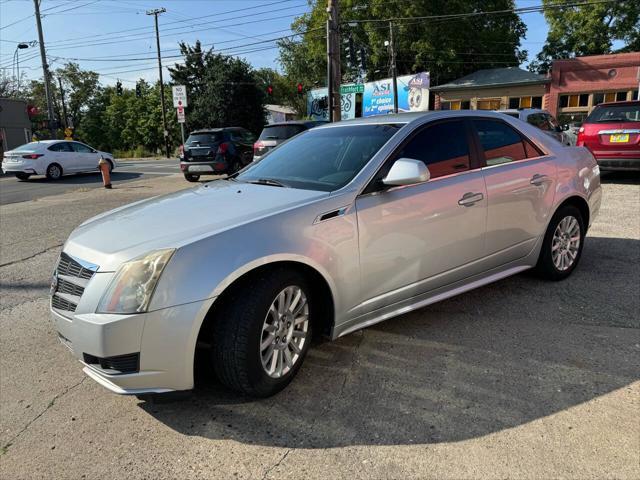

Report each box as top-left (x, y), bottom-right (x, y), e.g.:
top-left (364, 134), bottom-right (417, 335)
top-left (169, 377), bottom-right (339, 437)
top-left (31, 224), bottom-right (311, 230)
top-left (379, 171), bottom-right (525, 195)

top-left (472, 118), bottom-right (557, 267)
top-left (49, 141), bottom-right (78, 171)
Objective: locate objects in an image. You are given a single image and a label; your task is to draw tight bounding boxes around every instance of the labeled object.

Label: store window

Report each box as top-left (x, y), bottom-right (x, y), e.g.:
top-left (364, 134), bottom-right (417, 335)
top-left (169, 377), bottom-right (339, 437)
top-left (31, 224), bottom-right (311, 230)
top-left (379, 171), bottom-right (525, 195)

top-left (508, 96), bottom-right (543, 109)
top-left (477, 98), bottom-right (501, 110)
top-left (559, 94), bottom-right (589, 108)
top-left (441, 100), bottom-right (470, 110)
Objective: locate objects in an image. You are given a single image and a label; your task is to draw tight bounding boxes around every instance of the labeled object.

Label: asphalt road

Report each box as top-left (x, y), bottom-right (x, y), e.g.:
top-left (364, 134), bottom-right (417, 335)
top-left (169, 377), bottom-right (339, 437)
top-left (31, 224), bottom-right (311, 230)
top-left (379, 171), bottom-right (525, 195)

top-left (0, 158), bottom-right (180, 206)
top-left (0, 172), bottom-right (638, 479)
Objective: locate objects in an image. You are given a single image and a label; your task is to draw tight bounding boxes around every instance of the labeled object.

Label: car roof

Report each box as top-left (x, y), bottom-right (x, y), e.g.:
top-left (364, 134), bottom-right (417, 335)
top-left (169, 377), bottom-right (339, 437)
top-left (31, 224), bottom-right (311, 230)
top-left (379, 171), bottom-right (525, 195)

top-left (315, 110), bottom-right (537, 129)
top-left (594, 100), bottom-right (639, 107)
top-left (189, 127), bottom-right (246, 134)
top-left (265, 120), bottom-right (327, 126)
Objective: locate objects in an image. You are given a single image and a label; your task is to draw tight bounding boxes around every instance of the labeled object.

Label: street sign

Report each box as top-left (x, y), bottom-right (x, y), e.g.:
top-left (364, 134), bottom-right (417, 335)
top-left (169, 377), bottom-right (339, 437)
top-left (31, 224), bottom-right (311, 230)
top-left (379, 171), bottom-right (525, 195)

top-left (172, 85), bottom-right (188, 108)
top-left (177, 106), bottom-right (185, 123)
top-left (64, 127), bottom-right (73, 140)
top-left (340, 83), bottom-right (364, 94)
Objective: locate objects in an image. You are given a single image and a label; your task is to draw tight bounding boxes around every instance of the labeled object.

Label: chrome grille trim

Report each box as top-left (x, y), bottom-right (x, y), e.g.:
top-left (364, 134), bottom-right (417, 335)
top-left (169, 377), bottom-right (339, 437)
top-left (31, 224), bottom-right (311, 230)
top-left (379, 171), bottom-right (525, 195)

top-left (51, 253), bottom-right (99, 313)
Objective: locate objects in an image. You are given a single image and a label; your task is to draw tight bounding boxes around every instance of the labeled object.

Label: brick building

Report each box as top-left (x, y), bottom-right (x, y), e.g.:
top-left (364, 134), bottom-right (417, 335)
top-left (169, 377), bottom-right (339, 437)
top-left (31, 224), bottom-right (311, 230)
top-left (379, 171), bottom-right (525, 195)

top-left (547, 52), bottom-right (639, 125)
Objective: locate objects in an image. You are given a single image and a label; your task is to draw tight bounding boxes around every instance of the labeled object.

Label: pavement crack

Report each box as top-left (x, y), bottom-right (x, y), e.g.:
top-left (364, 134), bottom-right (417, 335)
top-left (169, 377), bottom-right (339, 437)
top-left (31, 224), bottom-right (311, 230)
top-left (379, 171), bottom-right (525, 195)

top-left (1, 377), bottom-right (86, 453)
top-left (261, 449), bottom-right (291, 480)
top-left (0, 243), bottom-right (63, 268)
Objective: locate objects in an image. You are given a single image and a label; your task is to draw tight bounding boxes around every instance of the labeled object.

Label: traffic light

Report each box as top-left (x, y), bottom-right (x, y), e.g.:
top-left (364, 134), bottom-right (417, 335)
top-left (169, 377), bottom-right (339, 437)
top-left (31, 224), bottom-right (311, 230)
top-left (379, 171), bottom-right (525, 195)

top-left (297, 83), bottom-right (303, 95)
top-left (266, 85), bottom-right (273, 96)
top-left (344, 36), bottom-right (355, 67)
top-left (358, 47), bottom-right (367, 71)
top-left (116, 81), bottom-right (123, 96)
top-left (135, 82), bottom-right (141, 98)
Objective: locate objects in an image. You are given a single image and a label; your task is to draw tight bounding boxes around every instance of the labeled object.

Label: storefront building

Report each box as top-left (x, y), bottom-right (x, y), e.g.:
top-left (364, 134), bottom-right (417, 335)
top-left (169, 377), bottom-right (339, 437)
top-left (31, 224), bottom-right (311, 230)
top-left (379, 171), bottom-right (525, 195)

top-left (547, 52), bottom-right (639, 126)
top-left (433, 67), bottom-right (549, 111)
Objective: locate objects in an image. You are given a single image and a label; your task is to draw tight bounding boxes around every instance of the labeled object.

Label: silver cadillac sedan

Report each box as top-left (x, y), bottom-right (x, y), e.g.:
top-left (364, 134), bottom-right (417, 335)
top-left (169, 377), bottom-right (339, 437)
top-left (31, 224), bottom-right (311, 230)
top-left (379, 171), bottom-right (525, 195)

top-left (51, 111), bottom-right (602, 397)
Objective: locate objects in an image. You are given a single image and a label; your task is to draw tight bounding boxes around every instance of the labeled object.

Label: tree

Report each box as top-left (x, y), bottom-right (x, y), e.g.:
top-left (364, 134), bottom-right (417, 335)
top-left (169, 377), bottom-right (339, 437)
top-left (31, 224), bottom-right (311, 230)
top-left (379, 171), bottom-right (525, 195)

top-left (530, 0), bottom-right (640, 73)
top-left (55, 62), bottom-right (100, 130)
top-left (278, 0), bottom-right (527, 92)
top-left (169, 41), bottom-right (266, 134)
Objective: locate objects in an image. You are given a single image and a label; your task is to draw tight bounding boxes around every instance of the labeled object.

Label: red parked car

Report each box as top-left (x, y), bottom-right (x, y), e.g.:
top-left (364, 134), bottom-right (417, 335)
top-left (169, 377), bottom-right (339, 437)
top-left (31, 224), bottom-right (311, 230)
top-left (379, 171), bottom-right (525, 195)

top-left (577, 100), bottom-right (640, 171)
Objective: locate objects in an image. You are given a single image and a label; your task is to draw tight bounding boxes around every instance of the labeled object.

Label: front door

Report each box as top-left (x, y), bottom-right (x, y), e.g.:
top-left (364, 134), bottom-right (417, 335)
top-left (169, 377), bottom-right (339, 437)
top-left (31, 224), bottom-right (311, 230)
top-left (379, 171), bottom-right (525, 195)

top-left (471, 118), bottom-right (557, 267)
top-left (355, 119), bottom-right (488, 314)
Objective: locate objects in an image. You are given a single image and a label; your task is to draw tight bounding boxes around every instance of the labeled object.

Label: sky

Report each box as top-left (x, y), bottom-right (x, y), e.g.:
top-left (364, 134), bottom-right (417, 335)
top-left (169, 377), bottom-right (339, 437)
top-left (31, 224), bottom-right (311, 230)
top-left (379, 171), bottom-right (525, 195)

top-left (0, 0), bottom-right (550, 88)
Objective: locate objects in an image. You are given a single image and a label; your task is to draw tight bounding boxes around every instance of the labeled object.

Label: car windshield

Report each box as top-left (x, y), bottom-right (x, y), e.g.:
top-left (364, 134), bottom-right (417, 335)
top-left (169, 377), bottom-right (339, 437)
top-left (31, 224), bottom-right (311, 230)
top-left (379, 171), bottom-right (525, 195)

top-left (186, 132), bottom-right (222, 146)
top-left (259, 125), bottom-right (306, 140)
top-left (586, 104), bottom-right (640, 123)
top-left (13, 142), bottom-right (40, 151)
top-left (236, 124), bottom-right (402, 191)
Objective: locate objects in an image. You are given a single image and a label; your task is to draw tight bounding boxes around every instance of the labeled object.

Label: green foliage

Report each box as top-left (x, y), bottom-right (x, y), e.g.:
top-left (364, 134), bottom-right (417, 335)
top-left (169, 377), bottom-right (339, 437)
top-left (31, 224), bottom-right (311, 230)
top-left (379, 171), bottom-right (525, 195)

top-left (278, 0), bottom-right (527, 89)
top-left (530, 0), bottom-right (640, 73)
top-left (169, 41), bottom-right (267, 134)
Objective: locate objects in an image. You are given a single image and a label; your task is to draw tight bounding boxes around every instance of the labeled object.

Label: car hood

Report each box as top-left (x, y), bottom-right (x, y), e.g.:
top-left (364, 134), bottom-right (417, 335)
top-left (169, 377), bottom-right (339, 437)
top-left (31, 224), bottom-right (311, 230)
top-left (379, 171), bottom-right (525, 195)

top-left (65, 180), bottom-right (328, 271)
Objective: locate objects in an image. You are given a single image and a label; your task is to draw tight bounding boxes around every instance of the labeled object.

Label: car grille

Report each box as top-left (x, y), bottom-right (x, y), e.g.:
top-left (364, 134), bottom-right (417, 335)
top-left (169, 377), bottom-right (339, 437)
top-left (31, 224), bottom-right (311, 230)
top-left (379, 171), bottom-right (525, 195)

top-left (51, 252), bottom-right (98, 313)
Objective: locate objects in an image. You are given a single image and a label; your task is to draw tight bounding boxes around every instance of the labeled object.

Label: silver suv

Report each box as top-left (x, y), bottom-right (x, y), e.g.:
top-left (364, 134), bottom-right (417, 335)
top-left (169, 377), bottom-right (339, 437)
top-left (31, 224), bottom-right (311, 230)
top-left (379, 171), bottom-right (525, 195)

top-left (51, 111), bottom-right (601, 397)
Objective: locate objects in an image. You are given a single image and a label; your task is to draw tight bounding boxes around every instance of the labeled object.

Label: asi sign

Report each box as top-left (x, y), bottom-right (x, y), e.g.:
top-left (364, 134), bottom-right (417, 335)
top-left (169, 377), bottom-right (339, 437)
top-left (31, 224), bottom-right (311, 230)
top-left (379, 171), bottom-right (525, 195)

top-left (172, 85), bottom-right (188, 108)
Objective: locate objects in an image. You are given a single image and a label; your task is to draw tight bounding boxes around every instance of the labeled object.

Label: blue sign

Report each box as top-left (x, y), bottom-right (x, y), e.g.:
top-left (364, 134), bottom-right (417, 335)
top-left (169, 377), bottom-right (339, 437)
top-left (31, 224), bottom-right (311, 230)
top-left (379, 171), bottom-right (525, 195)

top-left (363, 72), bottom-right (430, 117)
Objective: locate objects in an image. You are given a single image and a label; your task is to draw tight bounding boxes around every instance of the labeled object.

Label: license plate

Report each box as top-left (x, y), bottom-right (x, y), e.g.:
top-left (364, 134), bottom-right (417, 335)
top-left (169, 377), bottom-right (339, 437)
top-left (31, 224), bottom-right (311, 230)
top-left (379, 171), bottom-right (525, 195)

top-left (610, 134), bottom-right (629, 143)
top-left (189, 165), bottom-right (213, 172)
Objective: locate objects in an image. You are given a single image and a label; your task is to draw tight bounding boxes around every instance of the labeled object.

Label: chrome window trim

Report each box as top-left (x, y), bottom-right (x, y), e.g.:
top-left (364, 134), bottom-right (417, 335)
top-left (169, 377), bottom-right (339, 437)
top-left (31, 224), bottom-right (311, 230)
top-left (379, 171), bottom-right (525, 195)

top-left (480, 153), bottom-right (553, 171)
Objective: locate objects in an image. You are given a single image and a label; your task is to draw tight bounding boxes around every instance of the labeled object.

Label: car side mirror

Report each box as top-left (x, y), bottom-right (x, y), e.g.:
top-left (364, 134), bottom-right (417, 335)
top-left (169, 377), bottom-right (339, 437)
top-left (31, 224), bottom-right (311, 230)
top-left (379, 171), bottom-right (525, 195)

top-left (382, 158), bottom-right (430, 186)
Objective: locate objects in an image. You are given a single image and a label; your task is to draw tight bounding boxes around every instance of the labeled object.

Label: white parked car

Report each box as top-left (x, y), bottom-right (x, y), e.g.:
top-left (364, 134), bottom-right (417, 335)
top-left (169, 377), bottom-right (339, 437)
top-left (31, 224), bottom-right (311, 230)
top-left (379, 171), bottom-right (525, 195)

top-left (2, 140), bottom-right (115, 180)
top-left (497, 109), bottom-right (570, 145)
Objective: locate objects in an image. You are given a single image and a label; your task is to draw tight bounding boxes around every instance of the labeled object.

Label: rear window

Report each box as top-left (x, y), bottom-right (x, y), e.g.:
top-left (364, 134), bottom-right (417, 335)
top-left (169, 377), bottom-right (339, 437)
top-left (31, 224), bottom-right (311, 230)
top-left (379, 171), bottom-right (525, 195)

top-left (586, 104), bottom-right (639, 123)
top-left (258, 125), bottom-right (306, 141)
top-left (13, 142), bottom-right (40, 151)
top-left (186, 133), bottom-right (222, 146)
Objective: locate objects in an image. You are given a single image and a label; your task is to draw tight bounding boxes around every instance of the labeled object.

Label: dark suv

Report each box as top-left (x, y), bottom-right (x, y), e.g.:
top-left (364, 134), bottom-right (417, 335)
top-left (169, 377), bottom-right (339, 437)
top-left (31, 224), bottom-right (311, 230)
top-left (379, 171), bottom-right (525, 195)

top-left (179, 127), bottom-right (256, 182)
top-left (253, 120), bottom-right (327, 161)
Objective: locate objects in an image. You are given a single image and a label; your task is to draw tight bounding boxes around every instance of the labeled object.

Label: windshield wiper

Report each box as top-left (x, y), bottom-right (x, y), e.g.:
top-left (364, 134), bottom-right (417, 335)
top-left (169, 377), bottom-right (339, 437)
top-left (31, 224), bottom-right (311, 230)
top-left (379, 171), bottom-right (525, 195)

top-left (249, 178), bottom-right (288, 187)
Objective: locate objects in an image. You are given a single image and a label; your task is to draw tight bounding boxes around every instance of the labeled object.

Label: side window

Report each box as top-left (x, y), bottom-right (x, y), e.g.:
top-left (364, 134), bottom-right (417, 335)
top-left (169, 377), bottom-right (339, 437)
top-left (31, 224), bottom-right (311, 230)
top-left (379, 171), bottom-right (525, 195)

top-left (526, 113), bottom-right (549, 130)
top-left (48, 143), bottom-right (63, 152)
top-left (473, 119), bottom-right (527, 166)
top-left (396, 121), bottom-right (471, 179)
top-left (71, 142), bottom-right (93, 153)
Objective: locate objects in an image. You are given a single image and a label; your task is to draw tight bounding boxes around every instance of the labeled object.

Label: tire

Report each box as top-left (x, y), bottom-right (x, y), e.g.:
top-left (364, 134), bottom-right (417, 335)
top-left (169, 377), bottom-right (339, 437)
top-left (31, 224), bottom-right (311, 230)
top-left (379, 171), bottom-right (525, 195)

top-left (46, 163), bottom-right (63, 180)
top-left (15, 173), bottom-right (31, 181)
top-left (211, 268), bottom-right (313, 397)
top-left (535, 205), bottom-right (585, 281)
top-left (184, 173), bottom-right (200, 182)
top-left (230, 160), bottom-right (241, 174)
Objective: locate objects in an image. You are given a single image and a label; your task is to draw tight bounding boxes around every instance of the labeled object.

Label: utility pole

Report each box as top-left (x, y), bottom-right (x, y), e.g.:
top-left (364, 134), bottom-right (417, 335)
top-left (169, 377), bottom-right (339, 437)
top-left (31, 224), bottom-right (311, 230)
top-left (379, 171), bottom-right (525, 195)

top-left (33, 0), bottom-right (56, 138)
top-left (58, 77), bottom-right (68, 129)
top-left (326, 0), bottom-right (341, 122)
top-left (389, 21), bottom-right (398, 114)
top-left (147, 7), bottom-right (170, 158)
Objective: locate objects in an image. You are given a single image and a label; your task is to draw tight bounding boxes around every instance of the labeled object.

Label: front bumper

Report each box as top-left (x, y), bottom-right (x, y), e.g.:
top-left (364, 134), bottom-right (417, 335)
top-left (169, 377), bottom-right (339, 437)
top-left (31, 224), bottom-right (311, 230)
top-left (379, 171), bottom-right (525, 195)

top-left (180, 160), bottom-right (229, 175)
top-left (51, 297), bottom-right (215, 394)
top-left (596, 158), bottom-right (640, 171)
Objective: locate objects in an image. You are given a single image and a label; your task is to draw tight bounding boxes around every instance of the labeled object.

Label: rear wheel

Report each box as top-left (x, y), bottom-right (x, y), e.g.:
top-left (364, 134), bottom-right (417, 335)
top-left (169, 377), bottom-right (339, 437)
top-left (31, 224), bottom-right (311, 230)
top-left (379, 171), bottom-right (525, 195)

top-left (46, 163), bottom-right (63, 180)
top-left (15, 173), bottom-right (31, 181)
top-left (211, 268), bottom-right (313, 397)
top-left (184, 173), bottom-right (200, 182)
top-left (535, 205), bottom-right (585, 281)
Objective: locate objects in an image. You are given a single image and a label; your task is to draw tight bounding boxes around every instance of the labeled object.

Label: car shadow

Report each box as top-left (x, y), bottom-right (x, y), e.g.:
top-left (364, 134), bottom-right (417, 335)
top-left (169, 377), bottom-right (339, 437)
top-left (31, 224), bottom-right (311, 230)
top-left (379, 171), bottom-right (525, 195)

top-left (600, 171), bottom-right (639, 185)
top-left (138, 235), bottom-right (639, 448)
top-left (19, 171), bottom-right (143, 185)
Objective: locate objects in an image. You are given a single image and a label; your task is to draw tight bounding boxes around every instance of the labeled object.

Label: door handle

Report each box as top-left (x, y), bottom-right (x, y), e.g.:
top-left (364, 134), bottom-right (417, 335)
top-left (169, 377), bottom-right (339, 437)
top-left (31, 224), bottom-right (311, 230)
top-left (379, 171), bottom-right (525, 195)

top-left (530, 173), bottom-right (548, 186)
top-left (458, 192), bottom-right (484, 207)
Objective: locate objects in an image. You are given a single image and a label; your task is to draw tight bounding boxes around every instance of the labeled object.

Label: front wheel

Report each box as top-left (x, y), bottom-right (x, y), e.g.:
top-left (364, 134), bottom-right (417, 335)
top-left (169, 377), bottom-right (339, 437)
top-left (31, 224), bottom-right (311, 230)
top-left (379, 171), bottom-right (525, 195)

top-left (535, 205), bottom-right (585, 281)
top-left (211, 268), bottom-right (313, 397)
top-left (46, 163), bottom-right (63, 180)
top-left (184, 173), bottom-right (200, 182)
top-left (15, 173), bottom-right (31, 181)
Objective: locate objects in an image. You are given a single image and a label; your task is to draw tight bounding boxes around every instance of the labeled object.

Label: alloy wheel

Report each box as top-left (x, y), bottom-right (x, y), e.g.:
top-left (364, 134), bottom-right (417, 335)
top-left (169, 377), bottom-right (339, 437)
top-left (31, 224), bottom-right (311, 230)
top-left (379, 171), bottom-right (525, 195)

top-left (260, 285), bottom-right (309, 378)
top-left (551, 215), bottom-right (581, 271)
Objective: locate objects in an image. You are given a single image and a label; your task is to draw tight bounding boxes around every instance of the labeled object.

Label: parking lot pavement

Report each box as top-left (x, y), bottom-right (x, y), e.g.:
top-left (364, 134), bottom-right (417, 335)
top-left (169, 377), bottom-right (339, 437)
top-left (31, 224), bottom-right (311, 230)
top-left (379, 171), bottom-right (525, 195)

top-left (0, 173), bottom-right (638, 479)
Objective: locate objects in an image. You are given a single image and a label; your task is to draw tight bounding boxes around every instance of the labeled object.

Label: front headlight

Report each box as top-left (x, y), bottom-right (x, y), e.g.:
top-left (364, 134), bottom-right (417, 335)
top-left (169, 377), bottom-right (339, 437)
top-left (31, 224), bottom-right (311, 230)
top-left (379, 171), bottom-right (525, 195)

top-left (97, 249), bottom-right (175, 314)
